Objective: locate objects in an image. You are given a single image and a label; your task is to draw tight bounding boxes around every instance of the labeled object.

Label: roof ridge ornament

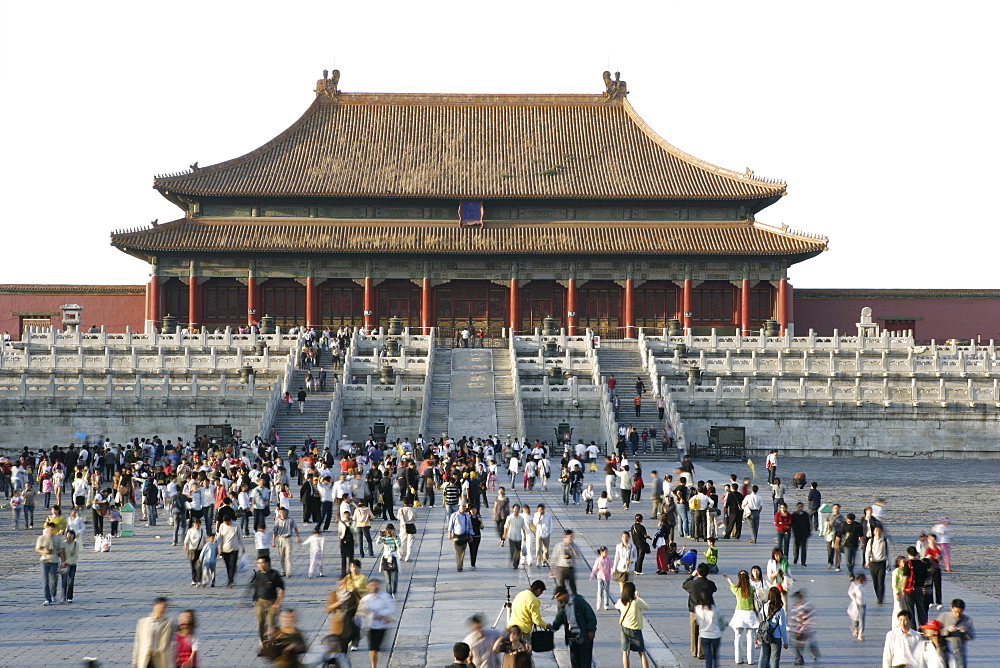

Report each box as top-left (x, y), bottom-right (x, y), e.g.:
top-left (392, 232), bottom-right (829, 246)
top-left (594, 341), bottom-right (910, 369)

top-left (316, 69), bottom-right (341, 99)
top-left (602, 71), bottom-right (628, 101)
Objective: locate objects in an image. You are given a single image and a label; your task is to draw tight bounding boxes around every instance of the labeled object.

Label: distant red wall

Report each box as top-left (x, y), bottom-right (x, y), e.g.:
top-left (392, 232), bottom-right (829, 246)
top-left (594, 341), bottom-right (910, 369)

top-left (0, 286), bottom-right (145, 339)
top-left (794, 291), bottom-right (1000, 342)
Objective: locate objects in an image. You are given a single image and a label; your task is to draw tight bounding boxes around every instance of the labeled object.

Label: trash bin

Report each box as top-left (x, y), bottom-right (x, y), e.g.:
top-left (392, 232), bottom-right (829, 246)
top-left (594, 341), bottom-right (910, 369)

top-left (119, 502), bottom-right (136, 537)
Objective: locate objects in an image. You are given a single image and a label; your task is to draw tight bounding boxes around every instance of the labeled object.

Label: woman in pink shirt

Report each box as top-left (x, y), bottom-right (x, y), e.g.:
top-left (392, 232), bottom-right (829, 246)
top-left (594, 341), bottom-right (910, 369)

top-left (590, 545), bottom-right (614, 610)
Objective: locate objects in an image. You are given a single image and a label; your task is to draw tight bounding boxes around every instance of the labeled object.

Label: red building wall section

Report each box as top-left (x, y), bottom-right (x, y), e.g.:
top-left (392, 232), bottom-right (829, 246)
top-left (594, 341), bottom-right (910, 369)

top-left (794, 290), bottom-right (1000, 343)
top-left (0, 286), bottom-right (145, 340)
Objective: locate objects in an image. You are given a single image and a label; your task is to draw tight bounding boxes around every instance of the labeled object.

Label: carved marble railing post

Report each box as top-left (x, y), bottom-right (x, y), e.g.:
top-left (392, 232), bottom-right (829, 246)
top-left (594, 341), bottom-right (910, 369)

top-left (77, 346), bottom-right (84, 369)
top-left (224, 327), bottom-right (233, 347)
top-left (247, 372), bottom-right (256, 400)
top-left (209, 346), bottom-right (218, 371)
top-left (50, 345), bottom-right (59, 370)
top-left (76, 375), bottom-right (85, 400)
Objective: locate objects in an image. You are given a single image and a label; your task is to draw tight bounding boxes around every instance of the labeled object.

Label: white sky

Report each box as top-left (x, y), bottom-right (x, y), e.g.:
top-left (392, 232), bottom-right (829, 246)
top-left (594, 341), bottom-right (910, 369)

top-left (1, 1), bottom-right (997, 289)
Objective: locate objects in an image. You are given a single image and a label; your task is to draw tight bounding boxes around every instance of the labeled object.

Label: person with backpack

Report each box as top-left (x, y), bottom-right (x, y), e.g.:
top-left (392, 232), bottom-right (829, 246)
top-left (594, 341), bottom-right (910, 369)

top-left (756, 586), bottom-right (788, 667)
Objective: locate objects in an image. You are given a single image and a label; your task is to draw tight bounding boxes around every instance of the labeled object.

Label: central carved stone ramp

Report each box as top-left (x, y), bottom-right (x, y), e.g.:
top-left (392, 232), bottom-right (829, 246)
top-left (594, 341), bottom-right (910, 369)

top-left (446, 348), bottom-right (499, 439)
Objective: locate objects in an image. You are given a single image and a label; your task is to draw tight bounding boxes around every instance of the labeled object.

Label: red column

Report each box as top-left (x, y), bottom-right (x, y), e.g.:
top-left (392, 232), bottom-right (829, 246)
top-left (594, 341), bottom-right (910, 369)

top-left (363, 277), bottom-right (375, 330)
top-left (421, 278), bottom-right (432, 333)
top-left (624, 278), bottom-right (635, 338)
top-left (740, 279), bottom-right (750, 335)
top-left (682, 279), bottom-right (692, 332)
top-left (247, 274), bottom-right (258, 325)
top-left (188, 278), bottom-right (200, 330)
top-left (777, 279), bottom-right (788, 334)
top-left (148, 276), bottom-right (160, 326)
top-left (305, 276), bottom-right (317, 328)
top-left (509, 278), bottom-right (519, 335)
top-left (786, 281), bottom-right (794, 335)
top-left (566, 278), bottom-right (578, 335)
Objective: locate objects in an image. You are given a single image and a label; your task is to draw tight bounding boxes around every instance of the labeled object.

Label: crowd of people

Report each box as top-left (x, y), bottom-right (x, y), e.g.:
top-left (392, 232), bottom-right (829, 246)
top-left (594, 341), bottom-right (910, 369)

top-left (3, 433), bottom-right (980, 667)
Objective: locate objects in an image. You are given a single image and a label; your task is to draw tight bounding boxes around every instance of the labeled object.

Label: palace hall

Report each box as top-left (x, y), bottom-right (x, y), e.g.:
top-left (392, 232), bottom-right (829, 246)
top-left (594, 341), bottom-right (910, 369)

top-left (110, 71), bottom-right (828, 338)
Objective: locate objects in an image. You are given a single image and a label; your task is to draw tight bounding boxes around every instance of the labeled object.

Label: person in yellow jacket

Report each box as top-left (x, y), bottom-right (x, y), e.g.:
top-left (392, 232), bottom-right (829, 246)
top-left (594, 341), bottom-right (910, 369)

top-left (509, 580), bottom-right (552, 640)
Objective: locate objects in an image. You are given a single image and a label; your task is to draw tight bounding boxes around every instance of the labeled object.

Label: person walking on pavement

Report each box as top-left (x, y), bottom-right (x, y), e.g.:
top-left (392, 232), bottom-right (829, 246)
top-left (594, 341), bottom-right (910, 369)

top-left (683, 562), bottom-right (718, 660)
top-left (882, 610), bottom-right (922, 668)
top-left (806, 482), bottom-right (821, 531)
top-left (296, 387), bottom-right (307, 414)
top-left (503, 505), bottom-right (528, 569)
top-left (937, 598), bottom-right (975, 668)
top-left (554, 529), bottom-right (580, 594)
top-left (397, 499), bottom-right (417, 562)
top-left (550, 585), bottom-right (598, 668)
top-left (790, 502), bottom-right (811, 567)
top-left (272, 507), bottom-right (301, 578)
top-left (131, 597), bottom-right (173, 668)
top-left (35, 521), bottom-right (65, 606)
top-left (449, 503), bottom-right (473, 572)
top-left (615, 581), bottom-right (651, 668)
top-left (216, 516), bottom-right (243, 587)
top-left (250, 555), bottom-right (285, 650)
top-left (741, 485), bottom-right (763, 544)
top-left (864, 523), bottom-right (890, 605)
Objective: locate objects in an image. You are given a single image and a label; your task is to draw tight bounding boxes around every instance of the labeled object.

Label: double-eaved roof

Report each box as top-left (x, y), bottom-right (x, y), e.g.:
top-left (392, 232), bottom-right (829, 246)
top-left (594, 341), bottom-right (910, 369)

top-left (113, 74), bottom-right (826, 261)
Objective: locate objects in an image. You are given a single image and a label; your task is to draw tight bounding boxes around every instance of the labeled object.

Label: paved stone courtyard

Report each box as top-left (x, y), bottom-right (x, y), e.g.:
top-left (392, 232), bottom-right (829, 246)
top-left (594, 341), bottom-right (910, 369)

top-left (1, 456), bottom-right (997, 667)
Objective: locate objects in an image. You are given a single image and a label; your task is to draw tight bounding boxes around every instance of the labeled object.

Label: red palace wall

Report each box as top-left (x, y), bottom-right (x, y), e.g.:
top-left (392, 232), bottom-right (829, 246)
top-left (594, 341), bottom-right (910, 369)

top-left (2, 284), bottom-right (999, 344)
top-left (0, 286), bottom-right (145, 339)
top-left (794, 290), bottom-right (1000, 343)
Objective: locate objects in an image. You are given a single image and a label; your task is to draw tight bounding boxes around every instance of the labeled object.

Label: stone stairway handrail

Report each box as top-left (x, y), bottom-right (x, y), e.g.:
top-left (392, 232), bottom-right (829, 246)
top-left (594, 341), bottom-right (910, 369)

top-left (258, 339), bottom-right (304, 441)
top-left (638, 331), bottom-right (687, 454)
top-left (417, 328), bottom-right (436, 440)
top-left (506, 337), bottom-right (527, 440)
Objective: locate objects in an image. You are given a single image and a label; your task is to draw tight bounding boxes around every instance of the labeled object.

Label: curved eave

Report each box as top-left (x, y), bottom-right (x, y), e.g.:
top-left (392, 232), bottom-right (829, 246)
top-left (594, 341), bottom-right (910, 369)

top-left (112, 217), bottom-right (827, 262)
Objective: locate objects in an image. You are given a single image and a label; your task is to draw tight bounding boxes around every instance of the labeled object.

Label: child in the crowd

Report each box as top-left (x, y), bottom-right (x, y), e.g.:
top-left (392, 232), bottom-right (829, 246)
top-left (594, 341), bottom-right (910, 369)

top-left (109, 504), bottom-right (122, 536)
top-left (199, 534), bottom-right (218, 587)
top-left (678, 544), bottom-right (698, 574)
top-left (597, 491), bottom-right (610, 520)
top-left (582, 484), bottom-right (595, 514)
top-left (10, 490), bottom-right (24, 529)
top-left (589, 545), bottom-right (614, 610)
top-left (848, 574), bottom-right (867, 641)
top-left (254, 525), bottom-right (273, 559)
top-left (705, 536), bottom-right (719, 574)
top-left (789, 590), bottom-right (821, 663)
top-left (302, 526), bottom-right (326, 578)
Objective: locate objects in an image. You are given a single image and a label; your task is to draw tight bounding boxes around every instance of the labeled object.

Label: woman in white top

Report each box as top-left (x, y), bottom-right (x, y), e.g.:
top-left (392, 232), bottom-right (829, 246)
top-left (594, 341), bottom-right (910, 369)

top-left (71, 474), bottom-right (90, 510)
top-left (66, 509), bottom-right (86, 538)
top-left (695, 602), bottom-right (724, 668)
top-left (614, 531), bottom-right (638, 593)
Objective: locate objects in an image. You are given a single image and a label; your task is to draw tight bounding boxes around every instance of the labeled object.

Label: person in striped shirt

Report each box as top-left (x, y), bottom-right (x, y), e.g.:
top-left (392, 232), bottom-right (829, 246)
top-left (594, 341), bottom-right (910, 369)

top-left (789, 590), bottom-right (821, 664)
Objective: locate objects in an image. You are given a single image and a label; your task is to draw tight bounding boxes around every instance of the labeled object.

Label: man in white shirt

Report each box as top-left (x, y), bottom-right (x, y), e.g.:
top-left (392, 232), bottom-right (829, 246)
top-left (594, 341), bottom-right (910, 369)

top-left (532, 504), bottom-right (554, 566)
top-left (741, 484), bottom-right (764, 544)
top-left (882, 610), bottom-right (922, 668)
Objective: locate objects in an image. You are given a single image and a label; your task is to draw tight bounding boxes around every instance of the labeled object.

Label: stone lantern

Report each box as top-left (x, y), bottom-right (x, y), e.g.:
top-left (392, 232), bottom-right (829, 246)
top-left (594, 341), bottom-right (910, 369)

top-left (60, 304), bottom-right (83, 332)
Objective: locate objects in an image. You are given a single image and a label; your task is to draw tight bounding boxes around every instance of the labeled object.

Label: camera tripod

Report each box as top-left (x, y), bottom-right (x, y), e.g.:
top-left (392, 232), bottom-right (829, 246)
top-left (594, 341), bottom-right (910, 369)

top-left (492, 584), bottom-right (517, 630)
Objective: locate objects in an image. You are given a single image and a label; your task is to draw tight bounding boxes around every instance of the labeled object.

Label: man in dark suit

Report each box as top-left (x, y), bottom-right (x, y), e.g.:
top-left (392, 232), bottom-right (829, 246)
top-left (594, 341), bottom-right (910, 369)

top-left (550, 586), bottom-right (598, 668)
top-left (724, 484), bottom-right (744, 539)
top-left (682, 563), bottom-right (718, 660)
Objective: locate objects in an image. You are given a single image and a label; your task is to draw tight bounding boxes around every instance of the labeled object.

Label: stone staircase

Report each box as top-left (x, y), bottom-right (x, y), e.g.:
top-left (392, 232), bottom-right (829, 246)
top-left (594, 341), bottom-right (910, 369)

top-left (269, 348), bottom-right (338, 451)
top-left (596, 342), bottom-right (677, 458)
top-left (492, 348), bottom-right (520, 438)
top-left (424, 350), bottom-right (453, 440)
